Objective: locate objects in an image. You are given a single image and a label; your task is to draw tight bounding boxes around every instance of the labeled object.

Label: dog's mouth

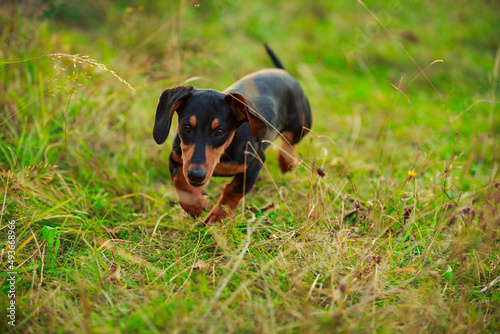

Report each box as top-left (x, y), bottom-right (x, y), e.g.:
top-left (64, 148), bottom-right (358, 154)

top-left (188, 180), bottom-right (206, 187)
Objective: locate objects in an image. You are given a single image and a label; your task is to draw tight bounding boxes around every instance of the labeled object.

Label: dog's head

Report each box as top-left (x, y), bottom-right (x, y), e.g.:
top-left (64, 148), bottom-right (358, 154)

top-left (153, 85), bottom-right (267, 187)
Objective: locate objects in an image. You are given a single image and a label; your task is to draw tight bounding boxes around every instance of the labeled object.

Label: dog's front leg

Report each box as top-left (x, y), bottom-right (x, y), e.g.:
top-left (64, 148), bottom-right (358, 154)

top-left (204, 162), bottom-right (262, 225)
top-left (169, 152), bottom-right (207, 217)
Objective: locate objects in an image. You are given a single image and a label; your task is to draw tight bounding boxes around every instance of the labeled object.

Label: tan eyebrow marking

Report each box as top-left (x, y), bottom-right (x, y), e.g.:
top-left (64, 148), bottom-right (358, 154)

top-left (189, 116), bottom-right (197, 127)
top-left (211, 118), bottom-right (220, 130)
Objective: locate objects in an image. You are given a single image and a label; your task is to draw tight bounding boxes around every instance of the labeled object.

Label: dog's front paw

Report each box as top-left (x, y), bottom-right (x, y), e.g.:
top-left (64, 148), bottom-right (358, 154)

top-left (178, 194), bottom-right (207, 218)
top-left (204, 204), bottom-right (233, 225)
top-left (176, 188), bottom-right (207, 218)
top-left (180, 202), bottom-right (206, 218)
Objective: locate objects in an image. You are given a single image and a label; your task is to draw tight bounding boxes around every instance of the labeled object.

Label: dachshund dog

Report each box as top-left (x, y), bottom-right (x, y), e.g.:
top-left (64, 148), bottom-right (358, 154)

top-left (153, 45), bottom-right (312, 224)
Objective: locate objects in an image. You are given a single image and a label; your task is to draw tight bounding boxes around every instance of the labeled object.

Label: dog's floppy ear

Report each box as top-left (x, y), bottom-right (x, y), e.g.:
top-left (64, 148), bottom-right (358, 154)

top-left (153, 85), bottom-right (193, 144)
top-left (225, 92), bottom-right (268, 142)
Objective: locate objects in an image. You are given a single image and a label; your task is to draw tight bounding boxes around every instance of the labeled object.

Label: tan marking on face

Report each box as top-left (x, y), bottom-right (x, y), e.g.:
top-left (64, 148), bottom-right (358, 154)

top-left (189, 115), bottom-right (197, 128)
top-left (180, 143), bottom-right (195, 164)
top-left (211, 118), bottom-right (220, 130)
top-left (203, 130), bottom-right (236, 182)
top-left (180, 143), bottom-right (196, 181)
top-left (179, 131), bottom-right (236, 186)
top-left (171, 151), bottom-right (183, 164)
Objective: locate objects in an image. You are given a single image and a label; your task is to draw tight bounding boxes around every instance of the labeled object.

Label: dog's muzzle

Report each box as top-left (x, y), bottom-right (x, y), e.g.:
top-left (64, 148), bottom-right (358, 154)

top-left (187, 168), bottom-right (207, 186)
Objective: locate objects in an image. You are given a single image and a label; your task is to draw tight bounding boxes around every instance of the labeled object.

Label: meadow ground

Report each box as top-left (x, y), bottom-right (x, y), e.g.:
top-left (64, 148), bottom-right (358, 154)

top-left (0, 0), bottom-right (499, 332)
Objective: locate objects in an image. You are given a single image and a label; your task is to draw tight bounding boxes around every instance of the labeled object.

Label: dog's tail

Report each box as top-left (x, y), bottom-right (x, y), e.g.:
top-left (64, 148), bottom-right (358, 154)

top-left (264, 43), bottom-right (285, 70)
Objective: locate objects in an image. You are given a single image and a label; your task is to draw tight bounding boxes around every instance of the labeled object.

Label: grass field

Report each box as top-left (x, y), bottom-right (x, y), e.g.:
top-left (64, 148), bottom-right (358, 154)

top-left (1, 0), bottom-right (499, 332)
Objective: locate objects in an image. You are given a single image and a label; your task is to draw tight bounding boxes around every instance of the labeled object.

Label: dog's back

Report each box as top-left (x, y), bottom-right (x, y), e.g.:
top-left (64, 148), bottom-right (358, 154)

top-left (224, 68), bottom-right (312, 143)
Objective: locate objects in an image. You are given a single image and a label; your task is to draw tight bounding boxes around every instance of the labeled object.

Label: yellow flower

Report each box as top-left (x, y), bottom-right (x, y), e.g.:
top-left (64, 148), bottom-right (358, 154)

top-left (408, 170), bottom-right (417, 178)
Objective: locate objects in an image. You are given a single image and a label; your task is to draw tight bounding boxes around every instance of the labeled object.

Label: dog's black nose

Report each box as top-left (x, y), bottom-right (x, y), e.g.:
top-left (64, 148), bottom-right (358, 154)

top-left (187, 169), bottom-right (206, 185)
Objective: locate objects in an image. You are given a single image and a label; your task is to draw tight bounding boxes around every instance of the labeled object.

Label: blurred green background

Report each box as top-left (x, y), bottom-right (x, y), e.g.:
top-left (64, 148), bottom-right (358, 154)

top-left (1, 0), bottom-right (499, 332)
top-left (1, 0), bottom-right (498, 177)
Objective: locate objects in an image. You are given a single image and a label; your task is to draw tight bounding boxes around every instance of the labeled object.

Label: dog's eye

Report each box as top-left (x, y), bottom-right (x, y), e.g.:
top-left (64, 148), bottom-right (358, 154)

top-left (181, 124), bottom-right (191, 133)
top-left (214, 128), bottom-right (226, 137)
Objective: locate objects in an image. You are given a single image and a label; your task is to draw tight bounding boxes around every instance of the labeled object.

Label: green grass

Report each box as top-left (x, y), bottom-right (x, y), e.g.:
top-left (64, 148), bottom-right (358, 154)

top-left (1, 0), bottom-right (499, 332)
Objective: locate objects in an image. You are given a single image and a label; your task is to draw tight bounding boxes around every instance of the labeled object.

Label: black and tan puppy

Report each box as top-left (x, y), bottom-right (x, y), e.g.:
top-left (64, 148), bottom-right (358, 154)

top-left (153, 45), bottom-right (312, 224)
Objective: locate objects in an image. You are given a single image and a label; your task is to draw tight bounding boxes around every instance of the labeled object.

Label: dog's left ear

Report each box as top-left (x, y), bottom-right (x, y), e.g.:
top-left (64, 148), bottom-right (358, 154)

top-left (225, 92), bottom-right (268, 142)
top-left (153, 85), bottom-right (193, 144)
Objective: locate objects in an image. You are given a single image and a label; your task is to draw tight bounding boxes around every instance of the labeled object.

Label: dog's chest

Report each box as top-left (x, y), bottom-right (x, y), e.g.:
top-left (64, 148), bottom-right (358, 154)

top-left (213, 161), bottom-right (246, 176)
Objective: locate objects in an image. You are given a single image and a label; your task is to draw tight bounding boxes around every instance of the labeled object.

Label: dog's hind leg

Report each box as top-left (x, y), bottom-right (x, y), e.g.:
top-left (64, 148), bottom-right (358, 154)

top-left (278, 131), bottom-right (298, 173)
top-left (278, 86), bottom-right (312, 173)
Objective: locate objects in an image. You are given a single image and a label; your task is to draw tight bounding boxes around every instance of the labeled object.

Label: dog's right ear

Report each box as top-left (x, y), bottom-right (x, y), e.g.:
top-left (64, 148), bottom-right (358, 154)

top-left (225, 92), bottom-right (268, 142)
top-left (153, 85), bottom-right (193, 144)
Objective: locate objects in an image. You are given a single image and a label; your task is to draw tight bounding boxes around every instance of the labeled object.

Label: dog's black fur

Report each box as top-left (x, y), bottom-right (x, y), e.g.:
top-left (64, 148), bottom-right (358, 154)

top-left (153, 45), bottom-right (312, 224)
